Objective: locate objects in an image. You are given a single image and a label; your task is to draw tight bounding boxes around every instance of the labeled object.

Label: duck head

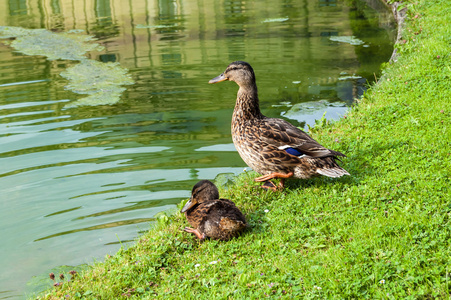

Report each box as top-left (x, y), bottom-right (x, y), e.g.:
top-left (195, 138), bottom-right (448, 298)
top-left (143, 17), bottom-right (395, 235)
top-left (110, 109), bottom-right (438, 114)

top-left (209, 61), bottom-right (256, 87)
top-left (181, 180), bottom-right (220, 213)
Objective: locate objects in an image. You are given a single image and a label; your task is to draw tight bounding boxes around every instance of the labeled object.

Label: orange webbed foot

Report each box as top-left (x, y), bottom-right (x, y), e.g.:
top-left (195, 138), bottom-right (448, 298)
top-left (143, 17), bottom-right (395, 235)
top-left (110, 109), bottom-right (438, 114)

top-left (255, 172), bottom-right (293, 190)
top-left (184, 227), bottom-right (206, 241)
top-left (261, 181), bottom-right (278, 191)
top-left (255, 172), bottom-right (294, 182)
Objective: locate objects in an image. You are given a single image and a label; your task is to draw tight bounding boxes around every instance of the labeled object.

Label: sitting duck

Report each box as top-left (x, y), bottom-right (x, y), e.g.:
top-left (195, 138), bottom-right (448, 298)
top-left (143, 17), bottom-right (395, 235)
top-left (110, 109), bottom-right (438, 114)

top-left (209, 61), bottom-right (349, 191)
top-left (181, 180), bottom-right (247, 241)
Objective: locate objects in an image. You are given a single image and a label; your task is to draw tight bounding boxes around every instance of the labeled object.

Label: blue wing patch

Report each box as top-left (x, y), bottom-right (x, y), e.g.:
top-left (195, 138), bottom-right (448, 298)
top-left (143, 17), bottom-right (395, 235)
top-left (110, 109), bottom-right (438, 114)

top-left (284, 147), bottom-right (303, 157)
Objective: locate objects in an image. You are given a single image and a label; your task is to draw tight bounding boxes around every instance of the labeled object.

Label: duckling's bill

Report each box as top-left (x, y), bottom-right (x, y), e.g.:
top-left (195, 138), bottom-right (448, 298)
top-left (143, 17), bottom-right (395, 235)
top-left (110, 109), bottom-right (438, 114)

top-left (209, 73), bottom-right (228, 84)
top-left (181, 198), bottom-right (194, 213)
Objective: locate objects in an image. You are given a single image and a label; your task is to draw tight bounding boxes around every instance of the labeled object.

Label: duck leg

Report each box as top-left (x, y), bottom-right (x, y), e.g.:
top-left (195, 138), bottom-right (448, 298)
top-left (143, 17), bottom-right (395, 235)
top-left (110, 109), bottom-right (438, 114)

top-left (261, 180), bottom-right (278, 191)
top-left (255, 172), bottom-right (294, 191)
top-left (279, 178), bottom-right (288, 189)
top-left (255, 172), bottom-right (294, 182)
top-left (184, 227), bottom-right (205, 240)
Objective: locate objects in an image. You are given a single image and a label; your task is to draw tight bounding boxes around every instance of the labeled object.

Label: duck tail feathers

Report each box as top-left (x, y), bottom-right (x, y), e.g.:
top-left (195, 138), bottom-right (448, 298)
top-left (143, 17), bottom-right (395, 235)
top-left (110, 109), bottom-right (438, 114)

top-left (317, 167), bottom-right (350, 178)
top-left (330, 149), bottom-right (347, 158)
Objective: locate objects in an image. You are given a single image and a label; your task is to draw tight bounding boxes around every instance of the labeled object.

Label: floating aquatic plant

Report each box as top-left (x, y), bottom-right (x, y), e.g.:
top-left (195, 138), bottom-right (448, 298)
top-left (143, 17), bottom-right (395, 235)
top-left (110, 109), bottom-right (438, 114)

top-left (0, 26), bottom-right (103, 60)
top-left (329, 35), bottom-right (365, 46)
top-left (0, 26), bottom-right (134, 107)
top-left (338, 75), bottom-right (363, 81)
top-left (262, 17), bottom-right (289, 23)
top-left (284, 100), bottom-right (346, 116)
top-left (136, 24), bottom-right (176, 29)
top-left (61, 60), bottom-right (134, 108)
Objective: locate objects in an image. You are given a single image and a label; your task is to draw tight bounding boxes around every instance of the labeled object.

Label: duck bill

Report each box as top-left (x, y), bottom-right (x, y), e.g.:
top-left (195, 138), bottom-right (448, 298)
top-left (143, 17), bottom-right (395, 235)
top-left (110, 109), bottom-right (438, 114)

top-left (181, 197), bottom-right (194, 213)
top-left (209, 73), bottom-right (228, 84)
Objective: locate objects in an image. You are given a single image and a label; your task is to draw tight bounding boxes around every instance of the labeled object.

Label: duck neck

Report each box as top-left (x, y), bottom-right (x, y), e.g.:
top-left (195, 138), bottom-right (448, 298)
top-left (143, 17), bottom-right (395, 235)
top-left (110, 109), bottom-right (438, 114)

top-left (233, 83), bottom-right (263, 120)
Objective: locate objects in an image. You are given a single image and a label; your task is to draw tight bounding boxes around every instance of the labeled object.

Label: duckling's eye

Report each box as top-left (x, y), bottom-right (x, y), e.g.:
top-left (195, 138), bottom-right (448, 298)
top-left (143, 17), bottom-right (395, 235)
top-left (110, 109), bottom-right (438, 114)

top-left (193, 186), bottom-right (205, 197)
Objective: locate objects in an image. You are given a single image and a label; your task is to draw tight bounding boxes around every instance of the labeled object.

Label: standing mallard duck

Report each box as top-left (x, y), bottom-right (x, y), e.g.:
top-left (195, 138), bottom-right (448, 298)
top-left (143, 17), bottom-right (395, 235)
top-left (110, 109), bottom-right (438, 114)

top-left (209, 61), bottom-right (349, 191)
top-left (181, 180), bottom-right (247, 241)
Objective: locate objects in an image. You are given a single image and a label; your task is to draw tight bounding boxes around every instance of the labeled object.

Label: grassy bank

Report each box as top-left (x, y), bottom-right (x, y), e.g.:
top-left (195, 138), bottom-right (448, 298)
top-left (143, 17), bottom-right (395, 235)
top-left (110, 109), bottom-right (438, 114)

top-left (39, 0), bottom-right (451, 298)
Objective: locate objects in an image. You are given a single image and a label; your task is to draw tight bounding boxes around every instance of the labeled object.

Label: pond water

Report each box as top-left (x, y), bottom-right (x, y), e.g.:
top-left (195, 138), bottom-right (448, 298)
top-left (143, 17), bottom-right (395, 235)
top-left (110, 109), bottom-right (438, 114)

top-left (0, 0), bottom-right (394, 298)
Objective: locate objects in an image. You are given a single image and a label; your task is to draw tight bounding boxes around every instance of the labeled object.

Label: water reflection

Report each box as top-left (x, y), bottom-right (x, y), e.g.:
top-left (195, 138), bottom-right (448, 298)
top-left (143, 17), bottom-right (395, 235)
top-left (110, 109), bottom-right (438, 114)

top-left (0, 0), bottom-right (394, 298)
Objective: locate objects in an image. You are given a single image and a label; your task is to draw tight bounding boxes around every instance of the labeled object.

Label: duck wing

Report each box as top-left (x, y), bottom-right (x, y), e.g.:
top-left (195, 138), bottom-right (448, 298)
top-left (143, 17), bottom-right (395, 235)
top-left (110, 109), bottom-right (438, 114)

top-left (197, 199), bottom-right (239, 217)
top-left (197, 199), bottom-right (246, 224)
top-left (259, 117), bottom-right (346, 158)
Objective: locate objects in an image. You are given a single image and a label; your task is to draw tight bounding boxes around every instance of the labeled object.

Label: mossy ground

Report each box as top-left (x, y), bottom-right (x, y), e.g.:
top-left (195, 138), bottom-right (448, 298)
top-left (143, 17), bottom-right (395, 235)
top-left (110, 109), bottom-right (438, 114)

top-left (38, 0), bottom-right (451, 298)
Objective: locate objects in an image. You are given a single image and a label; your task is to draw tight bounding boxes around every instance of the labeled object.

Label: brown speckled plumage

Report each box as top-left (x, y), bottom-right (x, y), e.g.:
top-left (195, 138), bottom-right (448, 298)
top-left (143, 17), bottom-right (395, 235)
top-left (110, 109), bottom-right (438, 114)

top-left (209, 61), bottom-right (349, 190)
top-left (181, 180), bottom-right (247, 241)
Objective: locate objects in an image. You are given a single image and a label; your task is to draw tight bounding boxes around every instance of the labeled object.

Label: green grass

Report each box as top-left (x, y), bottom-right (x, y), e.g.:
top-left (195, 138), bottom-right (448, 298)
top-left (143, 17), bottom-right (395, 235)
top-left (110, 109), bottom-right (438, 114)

top-left (39, 0), bottom-right (451, 298)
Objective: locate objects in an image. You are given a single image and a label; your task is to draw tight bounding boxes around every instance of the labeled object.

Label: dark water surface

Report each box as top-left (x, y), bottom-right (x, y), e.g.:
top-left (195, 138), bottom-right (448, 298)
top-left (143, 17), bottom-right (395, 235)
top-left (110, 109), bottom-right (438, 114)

top-left (0, 0), bottom-right (394, 298)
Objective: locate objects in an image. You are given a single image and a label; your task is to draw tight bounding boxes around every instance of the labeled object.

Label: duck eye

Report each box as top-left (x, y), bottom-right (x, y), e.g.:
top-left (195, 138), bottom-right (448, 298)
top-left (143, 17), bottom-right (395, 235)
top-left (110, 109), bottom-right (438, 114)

top-left (194, 186), bottom-right (206, 197)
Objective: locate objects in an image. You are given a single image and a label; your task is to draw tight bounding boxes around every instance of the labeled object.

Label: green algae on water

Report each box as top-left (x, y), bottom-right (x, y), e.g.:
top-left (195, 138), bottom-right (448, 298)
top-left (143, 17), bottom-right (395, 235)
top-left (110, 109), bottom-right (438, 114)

top-left (136, 24), bottom-right (176, 29)
top-left (61, 60), bottom-right (134, 108)
top-left (0, 26), bottom-right (134, 107)
top-left (0, 26), bottom-right (103, 60)
top-left (262, 17), bottom-right (289, 23)
top-left (283, 100), bottom-right (346, 117)
top-left (329, 35), bottom-right (365, 46)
